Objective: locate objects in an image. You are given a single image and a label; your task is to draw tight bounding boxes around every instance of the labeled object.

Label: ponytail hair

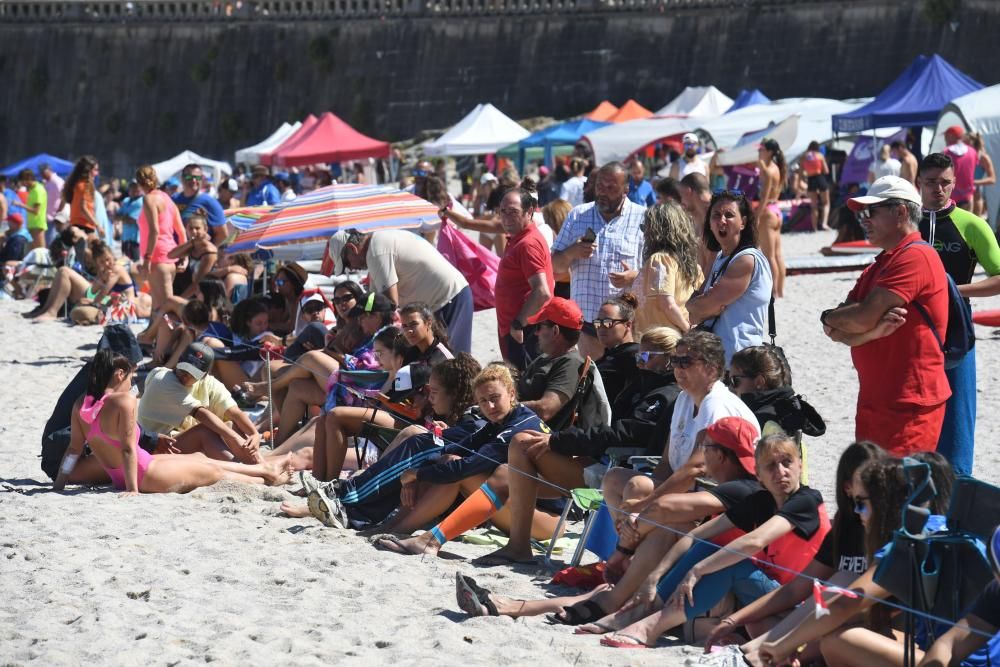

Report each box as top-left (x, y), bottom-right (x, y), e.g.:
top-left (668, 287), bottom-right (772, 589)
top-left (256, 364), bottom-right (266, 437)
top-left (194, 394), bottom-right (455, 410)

top-left (86, 349), bottom-right (133, 399)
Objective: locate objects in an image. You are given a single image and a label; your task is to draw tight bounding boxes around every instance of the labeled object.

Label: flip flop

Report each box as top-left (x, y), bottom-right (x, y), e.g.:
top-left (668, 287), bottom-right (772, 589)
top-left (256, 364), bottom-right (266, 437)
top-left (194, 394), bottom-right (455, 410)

top-left (371, 534), bottom-right (415, 555)
top-left (455, 573), bottom-right (499, 617)
top-left (599, 634), bottom-right (652, 649)
top-left (472, 553), bottom-right (536, 567)
top-left (545, 599), bottom-right (607, 626)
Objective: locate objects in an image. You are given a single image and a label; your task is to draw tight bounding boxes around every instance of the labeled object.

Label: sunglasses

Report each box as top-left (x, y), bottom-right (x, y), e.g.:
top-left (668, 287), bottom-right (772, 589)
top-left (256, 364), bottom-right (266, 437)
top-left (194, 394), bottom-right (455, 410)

top-left (853, 495), bottom-right (871, 514)
top-left (274, 278), bottom-right (287, 287)
top-left (635, 351), bottom-right (669, 365)
top-left (593, 318), bottom-right (626, 329)
top-left (857, 202), bottom-right (898, 221)
top-left (413, 169), bottom-right (430, 178)
top-left (668, 354), bottom-right (697, 369)
top-left (183, 174), bottom-right (204, 182)
top-left (333, 294), bottom-right (356, 305)
top-left (727, 374), bottom-right (753, 387)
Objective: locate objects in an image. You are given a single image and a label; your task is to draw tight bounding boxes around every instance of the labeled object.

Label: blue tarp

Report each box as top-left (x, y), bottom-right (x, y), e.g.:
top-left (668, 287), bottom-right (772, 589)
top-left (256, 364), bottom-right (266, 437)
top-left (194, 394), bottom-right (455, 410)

top-left (516, 118), bottom-right (611, 168)
top-left (726, 89), bottom-right (770, 113)
top-left (1, 153), bottom-right (74, 178)
top-left (832, 54), bottom-right (983, 133)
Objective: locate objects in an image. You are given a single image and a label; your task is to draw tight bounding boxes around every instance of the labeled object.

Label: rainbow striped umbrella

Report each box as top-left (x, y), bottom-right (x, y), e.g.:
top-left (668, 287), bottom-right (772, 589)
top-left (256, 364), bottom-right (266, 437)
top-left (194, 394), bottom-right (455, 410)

top-left (225, 205), bottom-right (272, 231)
top-left (228, 184), bottom-right (440, 254)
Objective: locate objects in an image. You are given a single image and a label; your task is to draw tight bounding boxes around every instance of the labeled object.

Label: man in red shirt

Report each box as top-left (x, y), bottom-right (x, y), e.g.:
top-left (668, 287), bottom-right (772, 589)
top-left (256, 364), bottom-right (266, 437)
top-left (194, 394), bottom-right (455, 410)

top-left (495, 187), bottom-right (554, 370)
top-left (820, 176), bottom-right (951, 455)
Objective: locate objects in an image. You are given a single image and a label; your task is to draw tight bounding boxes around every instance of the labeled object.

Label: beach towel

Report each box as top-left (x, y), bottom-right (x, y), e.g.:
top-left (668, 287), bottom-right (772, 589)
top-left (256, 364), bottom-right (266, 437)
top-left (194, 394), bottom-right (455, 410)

top-left (436, 221), bottom-right (499, 312)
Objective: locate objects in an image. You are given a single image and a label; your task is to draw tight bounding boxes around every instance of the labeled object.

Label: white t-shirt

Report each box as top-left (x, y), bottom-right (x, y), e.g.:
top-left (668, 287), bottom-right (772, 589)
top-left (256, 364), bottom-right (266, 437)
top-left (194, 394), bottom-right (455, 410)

top-left (533, 211), bottom-right (554, 248)
top-left (366, 229), bottom-right (468, 311)
top-left (559, 176), bottom-right (587, 207)
top-left (668, 380), bottom-right (759, 474)
top-left (870, 158), bottom-right (902, 180)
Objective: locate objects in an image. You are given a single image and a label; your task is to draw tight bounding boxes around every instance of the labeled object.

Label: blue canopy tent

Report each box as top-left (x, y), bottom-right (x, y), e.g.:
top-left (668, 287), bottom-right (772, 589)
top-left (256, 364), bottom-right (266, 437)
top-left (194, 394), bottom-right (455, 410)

top-left (1, 153), bottom-right (74, 178)
top-left (831, 54), bottom-right (983, 133)
top-left (726, 89), bottom-right (770, 113)
top-left (509, 118), bottom-right (611, 170)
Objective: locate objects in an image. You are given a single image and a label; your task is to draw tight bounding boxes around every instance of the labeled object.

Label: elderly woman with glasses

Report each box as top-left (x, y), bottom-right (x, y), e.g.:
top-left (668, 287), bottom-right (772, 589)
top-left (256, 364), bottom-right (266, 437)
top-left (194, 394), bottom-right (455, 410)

top-left (599, 330), bottom-right (760, 558)
top-left (686, 190), bottom-right (773, 365)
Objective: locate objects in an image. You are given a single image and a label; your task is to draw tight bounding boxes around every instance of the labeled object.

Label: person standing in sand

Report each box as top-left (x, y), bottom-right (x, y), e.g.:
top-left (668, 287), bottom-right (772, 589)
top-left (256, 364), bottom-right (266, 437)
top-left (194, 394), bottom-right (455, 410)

top-left (756, 138), bottom-right (786, 298)
top-left (821, 176), bottom-right (951, 456)
top-left (53, 350), bottom-right (291, 495)
top-left (891, 140), bottom-right (918, 185)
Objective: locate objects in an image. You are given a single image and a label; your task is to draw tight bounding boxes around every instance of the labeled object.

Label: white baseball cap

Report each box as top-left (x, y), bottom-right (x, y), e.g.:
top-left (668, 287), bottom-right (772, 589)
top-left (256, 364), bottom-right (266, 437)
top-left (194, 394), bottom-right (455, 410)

top-left (480, 173), bottom-right (498, 185)
top-left (327, 230), bottom-right (351, 275)
top-left (682, 132), bottom-right (699, 145)
top-left (847, 176), bottom-right (922, 212)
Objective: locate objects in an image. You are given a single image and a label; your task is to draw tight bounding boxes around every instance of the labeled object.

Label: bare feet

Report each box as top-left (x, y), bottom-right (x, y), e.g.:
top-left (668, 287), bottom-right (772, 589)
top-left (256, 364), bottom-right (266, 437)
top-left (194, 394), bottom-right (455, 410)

top-left (278, 501), bottom-right (311, 518)
top-left (599, 612), bottom-right (662, 649)
top-left (577, 599), bottom-right (655, 635)
top-left (32, 311), bottom-right (58, 322)
top-left (264, 456), bottom-right (294, 486)
top-left (375, 531), bottom-right (442, 556)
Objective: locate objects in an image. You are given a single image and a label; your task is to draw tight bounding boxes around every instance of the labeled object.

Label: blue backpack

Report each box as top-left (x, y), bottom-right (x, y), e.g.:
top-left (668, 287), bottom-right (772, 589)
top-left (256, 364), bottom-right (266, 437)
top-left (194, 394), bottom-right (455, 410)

top-left (902, 242), bottom-right (975, 369)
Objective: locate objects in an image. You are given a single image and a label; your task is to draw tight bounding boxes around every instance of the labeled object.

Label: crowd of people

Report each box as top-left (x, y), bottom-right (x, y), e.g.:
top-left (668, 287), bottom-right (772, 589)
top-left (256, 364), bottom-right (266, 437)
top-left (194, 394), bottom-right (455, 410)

top-left (10, 136), bottom-right (1000, 664)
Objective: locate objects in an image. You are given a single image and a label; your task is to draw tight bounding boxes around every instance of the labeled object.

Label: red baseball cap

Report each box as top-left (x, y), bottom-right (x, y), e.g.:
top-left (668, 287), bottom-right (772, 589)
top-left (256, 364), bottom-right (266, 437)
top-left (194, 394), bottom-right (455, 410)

top-left (704, 416), bottom-right (758, 477)
top-left (944, 125), bottom-right (966, 138)
top-left (527, 297), bottom-right (583, 331)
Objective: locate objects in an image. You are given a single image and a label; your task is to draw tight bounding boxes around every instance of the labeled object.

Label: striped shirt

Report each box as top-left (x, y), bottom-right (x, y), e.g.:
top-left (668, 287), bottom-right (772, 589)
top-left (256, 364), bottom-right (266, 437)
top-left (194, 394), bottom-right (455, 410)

top-left (552, 199), bottom-right (646, 320)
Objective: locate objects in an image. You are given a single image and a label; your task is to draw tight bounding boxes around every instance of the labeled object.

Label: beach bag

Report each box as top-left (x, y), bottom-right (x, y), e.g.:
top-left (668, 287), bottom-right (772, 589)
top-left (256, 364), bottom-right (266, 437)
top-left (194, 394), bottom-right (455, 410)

top-left (436, 221), bottom-right (499, 312)
top-left (899, 242), bottom-right (975, 369)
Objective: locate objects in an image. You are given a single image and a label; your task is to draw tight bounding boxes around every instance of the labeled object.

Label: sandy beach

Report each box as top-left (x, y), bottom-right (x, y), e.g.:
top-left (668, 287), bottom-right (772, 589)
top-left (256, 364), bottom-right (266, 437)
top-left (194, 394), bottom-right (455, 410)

top-left (2, 229), bottom-right (999, 666)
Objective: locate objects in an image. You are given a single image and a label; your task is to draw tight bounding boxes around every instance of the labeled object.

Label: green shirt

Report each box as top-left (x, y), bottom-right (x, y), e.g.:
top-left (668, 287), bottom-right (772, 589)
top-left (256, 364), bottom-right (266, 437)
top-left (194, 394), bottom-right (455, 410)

top-left (26, 182), bottom-right (47, 230)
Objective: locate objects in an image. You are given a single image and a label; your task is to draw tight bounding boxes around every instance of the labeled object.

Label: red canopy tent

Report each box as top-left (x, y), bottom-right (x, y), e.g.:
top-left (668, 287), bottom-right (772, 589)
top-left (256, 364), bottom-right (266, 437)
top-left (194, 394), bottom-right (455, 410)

top-left (259, 114), bottom-right (318, 167)
top-left (266, 112), bottom-right (391, 167)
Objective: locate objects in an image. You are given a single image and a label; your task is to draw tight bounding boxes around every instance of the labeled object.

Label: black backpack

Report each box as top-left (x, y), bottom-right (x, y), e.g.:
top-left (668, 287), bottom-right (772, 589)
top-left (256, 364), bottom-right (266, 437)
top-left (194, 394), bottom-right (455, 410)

top-left (903, 241), bottom-right (975, 369)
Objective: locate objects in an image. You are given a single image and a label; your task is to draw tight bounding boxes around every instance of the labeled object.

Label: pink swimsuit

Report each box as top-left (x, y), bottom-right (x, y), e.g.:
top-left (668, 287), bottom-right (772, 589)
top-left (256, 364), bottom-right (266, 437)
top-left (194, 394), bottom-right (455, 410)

top-left (137, 190), bottom-right (182, 265)
top-left (80, 395), bottom-right (153, 491)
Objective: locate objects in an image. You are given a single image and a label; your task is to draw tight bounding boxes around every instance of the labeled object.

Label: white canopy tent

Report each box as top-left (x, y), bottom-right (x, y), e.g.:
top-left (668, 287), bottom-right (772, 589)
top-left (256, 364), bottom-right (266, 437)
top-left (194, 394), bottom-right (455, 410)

top-left (585, 116), bottom-right (702, 165)
top-left (931, 83), bottom-right (1000, 223)
top-left (422, 104), bottom-right (530, 156)
top-left (713, 115), bottom-right (800, 166)
top-left (152, 150), bottom-right (233, 187)
top-left (234, 122), bottom-right (301, 165)
top-left (656, 86), bottom-right (734, 117)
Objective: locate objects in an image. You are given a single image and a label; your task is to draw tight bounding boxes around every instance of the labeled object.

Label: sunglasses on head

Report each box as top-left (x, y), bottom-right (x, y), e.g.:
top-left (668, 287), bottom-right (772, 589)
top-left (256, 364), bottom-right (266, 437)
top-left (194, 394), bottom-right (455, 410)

top-left (635, 351), bottom-right (669, 365)
top-left (668, 354), bottom-right (697, 369)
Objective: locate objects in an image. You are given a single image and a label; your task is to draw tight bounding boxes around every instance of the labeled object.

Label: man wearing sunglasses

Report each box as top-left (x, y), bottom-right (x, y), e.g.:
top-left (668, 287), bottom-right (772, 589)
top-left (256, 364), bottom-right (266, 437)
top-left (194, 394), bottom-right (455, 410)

top-left (172, 164), bottom-right (228, 245)
top-left (916, 152), bottom-right (1000, 476)
top-left (821, 176), bottom-right (950, 457)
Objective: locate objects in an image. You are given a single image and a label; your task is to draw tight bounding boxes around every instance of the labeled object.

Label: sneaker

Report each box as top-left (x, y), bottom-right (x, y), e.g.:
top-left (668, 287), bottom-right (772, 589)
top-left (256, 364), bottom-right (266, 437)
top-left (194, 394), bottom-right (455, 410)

top-left (298, 470), bottom-right (322, 495)
top-left (308, 485), bottom-right (348, 529)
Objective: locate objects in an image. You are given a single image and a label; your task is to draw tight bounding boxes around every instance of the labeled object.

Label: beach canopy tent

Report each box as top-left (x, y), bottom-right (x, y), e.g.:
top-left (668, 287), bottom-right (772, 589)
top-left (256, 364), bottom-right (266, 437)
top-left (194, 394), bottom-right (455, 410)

top-left (1, 153), bottom-right (74, 178)
top-left (727, 89), bottom-right (771, 113)
top-left (607, 99), bottom-right (654, 123)
top-left (423, 104), bottom-right (530, 156)
top-left (234, 121), bottom-right (301, 165)
top-left (656, 86), bottom-right (734, 117)
top-left (585, 101), bottom-right (619, 122)
top-left (259, 115), bottom-right (319, 167)
top-left (152, 150), bottom-right (233, 187)
top-left (932, 83), bottom-right (1000, 222)
top-left (501, 118), bottom-right (612, 169)
top-left (266, 112), bottom-right (391, 168)
top-left (586, 97), bottom-right (874, 165)
top-left (831, 54), bottom-right (983, 133)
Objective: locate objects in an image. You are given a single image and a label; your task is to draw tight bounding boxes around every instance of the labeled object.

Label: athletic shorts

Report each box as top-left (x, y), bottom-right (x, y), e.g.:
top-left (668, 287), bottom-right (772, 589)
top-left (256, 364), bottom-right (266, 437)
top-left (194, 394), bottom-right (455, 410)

top-left (855, 401), bottom-right (946, 457)
top-left (807, 174), bottom-right (830, 192)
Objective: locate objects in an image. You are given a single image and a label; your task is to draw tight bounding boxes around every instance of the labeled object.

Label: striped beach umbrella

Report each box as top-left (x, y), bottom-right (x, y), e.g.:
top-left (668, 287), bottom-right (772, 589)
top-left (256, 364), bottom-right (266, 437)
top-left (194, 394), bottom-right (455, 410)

top-left (225, 205), bottom-right (272, 231)
top-left (228, 184), bottom-right (440, 254)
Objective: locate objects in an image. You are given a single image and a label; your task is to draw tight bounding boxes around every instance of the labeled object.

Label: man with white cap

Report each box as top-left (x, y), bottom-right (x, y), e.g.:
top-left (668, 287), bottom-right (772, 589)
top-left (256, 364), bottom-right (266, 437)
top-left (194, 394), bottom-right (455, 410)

top-left (669, 133), bottom-right (709, 180)
top-left (328, 228), bottom-right (474, 353)
top-left (820, 176), bottom-right (951, 457)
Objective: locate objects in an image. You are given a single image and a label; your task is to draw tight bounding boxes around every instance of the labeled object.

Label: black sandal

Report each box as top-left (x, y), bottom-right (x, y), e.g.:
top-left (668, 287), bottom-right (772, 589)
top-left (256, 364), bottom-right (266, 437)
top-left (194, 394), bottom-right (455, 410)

top-left (544, 598), bottom-right (607, 626)
top-left (455, 573), bottom-right (499, 617)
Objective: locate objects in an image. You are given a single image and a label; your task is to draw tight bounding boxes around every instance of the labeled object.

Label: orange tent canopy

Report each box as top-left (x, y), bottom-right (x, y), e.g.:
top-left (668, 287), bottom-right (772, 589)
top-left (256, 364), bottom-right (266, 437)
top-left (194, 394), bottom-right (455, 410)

top-left (585, 101), bottom-right (619, 122)
top-left (607, 99), bottom-right (653, 123)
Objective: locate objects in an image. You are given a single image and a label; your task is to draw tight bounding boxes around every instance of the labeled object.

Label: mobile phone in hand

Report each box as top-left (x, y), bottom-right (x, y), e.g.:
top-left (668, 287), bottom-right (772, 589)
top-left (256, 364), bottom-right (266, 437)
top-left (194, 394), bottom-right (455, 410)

top-left (580, 227), bottom-right (596, 243)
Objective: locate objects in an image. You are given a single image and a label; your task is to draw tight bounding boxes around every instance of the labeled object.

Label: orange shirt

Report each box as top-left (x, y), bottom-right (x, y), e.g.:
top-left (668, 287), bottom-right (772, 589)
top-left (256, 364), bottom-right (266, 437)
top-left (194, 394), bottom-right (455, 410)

top-left (800, 151), bottom-right (826, 177)
top-left (69, 181), bottom-right (96, 230)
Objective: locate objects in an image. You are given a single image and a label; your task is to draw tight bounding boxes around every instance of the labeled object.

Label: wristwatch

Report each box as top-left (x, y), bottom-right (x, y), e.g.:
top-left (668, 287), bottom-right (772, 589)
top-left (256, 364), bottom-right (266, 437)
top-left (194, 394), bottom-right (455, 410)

top-left (511, 319), bottom-right (524, 332)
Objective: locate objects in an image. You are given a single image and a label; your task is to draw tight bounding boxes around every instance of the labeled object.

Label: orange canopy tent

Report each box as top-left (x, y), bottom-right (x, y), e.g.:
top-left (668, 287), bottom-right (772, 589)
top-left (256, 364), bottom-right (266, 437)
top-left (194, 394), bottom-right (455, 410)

top-left (607, 99), bottom-right (654, 123)
top-left (585, 101), bottom-right (619, 122)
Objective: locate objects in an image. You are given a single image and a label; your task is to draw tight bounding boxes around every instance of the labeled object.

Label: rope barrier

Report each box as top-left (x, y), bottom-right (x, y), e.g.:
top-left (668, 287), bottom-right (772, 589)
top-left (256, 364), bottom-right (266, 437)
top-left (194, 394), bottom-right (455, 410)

top-left (135, 326), bottom-right (999, 643)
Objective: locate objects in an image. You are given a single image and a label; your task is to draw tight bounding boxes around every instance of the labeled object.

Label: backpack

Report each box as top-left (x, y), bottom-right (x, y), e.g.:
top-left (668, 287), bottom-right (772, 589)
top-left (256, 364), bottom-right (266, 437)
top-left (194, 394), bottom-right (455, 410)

top-left (902, 241), bottom-right (975, 369)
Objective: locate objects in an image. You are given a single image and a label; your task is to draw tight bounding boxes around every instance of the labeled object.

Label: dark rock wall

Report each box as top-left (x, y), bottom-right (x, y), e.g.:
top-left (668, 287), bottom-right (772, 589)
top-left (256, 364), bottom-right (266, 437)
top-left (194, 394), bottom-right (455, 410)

top-left (0, 0), bottom-right (995, 174)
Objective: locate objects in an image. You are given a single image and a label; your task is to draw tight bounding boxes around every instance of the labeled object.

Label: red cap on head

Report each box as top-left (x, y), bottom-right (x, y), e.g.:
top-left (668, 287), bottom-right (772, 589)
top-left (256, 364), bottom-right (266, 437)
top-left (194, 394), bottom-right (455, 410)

top-left (945, 125), bottom-right (966, 138)
top-left (704, 416), bottom-right (758, 477)
top-left (526, 297), bottom-right (583, 330)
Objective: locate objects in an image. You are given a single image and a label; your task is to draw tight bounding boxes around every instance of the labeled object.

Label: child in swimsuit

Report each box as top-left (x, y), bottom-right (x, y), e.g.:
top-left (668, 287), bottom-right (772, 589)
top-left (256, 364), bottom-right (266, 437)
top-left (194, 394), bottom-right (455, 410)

top-left (168, 213), bottom-right (218, 299)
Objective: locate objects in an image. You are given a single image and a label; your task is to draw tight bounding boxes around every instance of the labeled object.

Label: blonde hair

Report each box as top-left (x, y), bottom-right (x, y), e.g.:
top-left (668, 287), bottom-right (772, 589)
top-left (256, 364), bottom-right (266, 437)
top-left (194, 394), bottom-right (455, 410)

top-left (474, 363), bottom-right (518, 404)
top-left (878, 144), bottom-right (891, 161)
top-left (135, 165), bottom-right (158, 192)
top-left (542, 199), bottom-right (573, 236)
top-left (755, 433), bottom-right (800, 463)
top-left (640, 326), bottom-right (680, 353)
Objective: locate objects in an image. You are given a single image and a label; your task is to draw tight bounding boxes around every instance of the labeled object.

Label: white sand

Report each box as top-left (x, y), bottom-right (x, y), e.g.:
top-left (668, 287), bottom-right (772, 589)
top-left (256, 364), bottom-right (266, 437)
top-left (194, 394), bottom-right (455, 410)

top-left (2, 229), bottom-right (999, 665)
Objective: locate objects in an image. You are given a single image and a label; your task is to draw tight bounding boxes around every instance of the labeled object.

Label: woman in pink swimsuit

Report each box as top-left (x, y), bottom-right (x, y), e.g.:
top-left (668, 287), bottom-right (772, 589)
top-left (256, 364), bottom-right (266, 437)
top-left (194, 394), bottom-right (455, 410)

top-left (53, 350), bottom-right (292, 495)
top-left (135, 165), bottom-right (187, 316)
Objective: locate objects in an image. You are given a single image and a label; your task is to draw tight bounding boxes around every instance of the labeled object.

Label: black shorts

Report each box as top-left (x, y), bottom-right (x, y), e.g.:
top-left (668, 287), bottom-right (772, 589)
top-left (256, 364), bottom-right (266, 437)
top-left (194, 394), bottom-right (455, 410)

top-left (807, 174), bottom-right (830, 192)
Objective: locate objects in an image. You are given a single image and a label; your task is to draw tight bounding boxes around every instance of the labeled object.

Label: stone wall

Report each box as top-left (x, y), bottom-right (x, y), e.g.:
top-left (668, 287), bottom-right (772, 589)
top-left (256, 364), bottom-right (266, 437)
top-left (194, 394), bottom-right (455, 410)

top-left (0, 0), bottom-right (992, 174)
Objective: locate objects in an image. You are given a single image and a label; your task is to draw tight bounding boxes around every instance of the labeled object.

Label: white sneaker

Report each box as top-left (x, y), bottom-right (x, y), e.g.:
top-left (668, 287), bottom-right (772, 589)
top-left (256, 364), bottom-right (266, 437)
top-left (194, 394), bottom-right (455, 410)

top-left (308, 486), bottom-right (348, 529)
